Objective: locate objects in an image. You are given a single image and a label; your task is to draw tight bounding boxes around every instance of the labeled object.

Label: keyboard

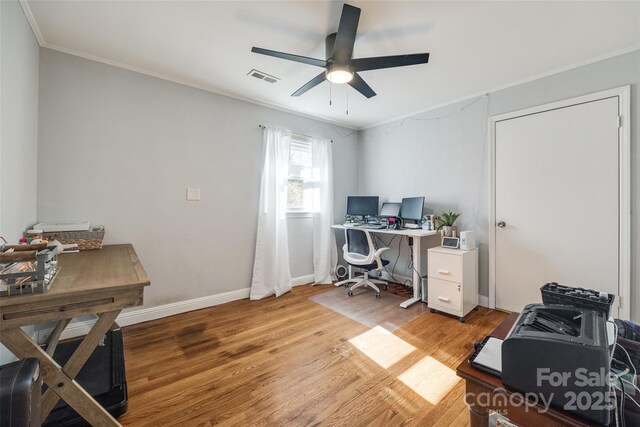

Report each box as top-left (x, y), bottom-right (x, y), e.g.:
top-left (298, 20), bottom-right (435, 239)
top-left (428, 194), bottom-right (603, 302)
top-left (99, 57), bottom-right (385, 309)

top-left (342, 223), bottom-right (385, 230)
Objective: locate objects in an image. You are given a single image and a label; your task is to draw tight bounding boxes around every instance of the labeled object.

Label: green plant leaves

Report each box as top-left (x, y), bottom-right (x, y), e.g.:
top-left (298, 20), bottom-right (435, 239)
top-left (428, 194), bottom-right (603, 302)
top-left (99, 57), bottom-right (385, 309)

top-left (435, 211), bottom-right (461, 230)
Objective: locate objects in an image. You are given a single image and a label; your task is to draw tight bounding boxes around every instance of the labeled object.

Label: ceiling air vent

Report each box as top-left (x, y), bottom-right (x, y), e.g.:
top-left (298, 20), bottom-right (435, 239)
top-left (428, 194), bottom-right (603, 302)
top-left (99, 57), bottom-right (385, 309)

top-left (247, 69), bottom-right (280, 84)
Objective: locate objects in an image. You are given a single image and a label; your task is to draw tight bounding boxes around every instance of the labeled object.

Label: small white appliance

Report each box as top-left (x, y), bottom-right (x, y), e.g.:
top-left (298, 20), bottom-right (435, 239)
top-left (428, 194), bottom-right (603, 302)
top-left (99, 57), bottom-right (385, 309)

top-left (421, 276), bottom-right (428, 303)
top-left (460, 231), bottom-right (476, 250)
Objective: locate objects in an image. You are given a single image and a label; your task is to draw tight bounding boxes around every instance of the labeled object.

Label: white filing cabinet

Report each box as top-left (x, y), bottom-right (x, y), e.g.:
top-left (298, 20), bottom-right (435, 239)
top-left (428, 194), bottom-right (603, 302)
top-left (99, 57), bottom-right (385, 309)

top-left (427, 246), bottom-right (478, 322)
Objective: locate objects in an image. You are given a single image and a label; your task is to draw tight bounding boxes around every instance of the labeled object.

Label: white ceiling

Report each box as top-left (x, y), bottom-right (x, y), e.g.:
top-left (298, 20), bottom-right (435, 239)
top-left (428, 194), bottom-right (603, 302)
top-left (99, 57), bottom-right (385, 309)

top-left (24, 1), bottom-right (640, 129)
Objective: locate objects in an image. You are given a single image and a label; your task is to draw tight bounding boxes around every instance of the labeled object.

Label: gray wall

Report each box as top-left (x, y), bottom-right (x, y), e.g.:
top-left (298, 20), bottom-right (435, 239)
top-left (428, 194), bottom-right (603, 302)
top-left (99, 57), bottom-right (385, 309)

top-left (359, 50), bottom-right (640, 321)
top-left (37, 49), bottom-right (358, 309)
top-left (1, 0), bottom-right (39, 243)
top-left (0, 0), bottom-right (40, 364)
top-left (15, 27), bottom-right (640, 334)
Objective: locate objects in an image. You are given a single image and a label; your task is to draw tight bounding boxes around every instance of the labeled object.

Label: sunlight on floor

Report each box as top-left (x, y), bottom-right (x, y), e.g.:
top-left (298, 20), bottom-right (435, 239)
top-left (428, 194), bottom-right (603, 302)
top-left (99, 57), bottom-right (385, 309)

top-left (348, 325), bottom-right (416, 369)
top-left (398, 356), bottom-right (461, 405)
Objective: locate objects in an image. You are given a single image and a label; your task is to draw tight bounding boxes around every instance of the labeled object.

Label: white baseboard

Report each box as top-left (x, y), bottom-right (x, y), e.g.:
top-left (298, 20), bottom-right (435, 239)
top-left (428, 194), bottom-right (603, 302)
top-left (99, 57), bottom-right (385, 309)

top-left (58, 287), bottom-right (250, 341)
top-left (56, 277), bottom-right (317, 341)
top-left (292, 274), bottom-right (315, 287)
top-left (479, 295), bottom-right (489, 307)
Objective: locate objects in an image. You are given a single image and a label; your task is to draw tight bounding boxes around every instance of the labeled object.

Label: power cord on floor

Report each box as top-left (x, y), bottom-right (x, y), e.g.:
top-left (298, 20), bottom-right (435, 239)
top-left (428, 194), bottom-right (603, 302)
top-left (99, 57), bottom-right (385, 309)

top-left (373, 234), bottom-right (405, 284)
top-left (406, 238), bottom-right (421, 285)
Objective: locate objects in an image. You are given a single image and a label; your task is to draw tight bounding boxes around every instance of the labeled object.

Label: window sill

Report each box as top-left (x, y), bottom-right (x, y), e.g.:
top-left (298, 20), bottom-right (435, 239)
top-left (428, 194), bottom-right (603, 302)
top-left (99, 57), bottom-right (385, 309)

top-left (286, 211), bottom-right (314, 219)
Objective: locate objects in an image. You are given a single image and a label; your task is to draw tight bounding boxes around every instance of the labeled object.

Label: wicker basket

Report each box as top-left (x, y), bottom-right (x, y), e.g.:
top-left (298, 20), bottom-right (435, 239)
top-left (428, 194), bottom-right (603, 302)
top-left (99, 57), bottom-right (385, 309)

top-left (39, 226), bottom-right (105, 251)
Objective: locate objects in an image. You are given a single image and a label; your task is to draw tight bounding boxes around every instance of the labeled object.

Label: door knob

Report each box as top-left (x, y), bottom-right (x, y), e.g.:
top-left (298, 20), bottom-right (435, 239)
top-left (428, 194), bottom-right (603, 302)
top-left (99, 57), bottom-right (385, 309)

top-left (497, 221), bottom-right (506, 228)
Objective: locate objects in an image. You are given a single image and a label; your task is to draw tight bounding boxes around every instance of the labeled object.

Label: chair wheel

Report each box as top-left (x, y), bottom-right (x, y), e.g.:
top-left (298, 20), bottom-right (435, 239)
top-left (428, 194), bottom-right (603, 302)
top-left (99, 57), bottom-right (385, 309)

top-left (430, 308), bottom-right (436, 313)
top-left (375, 293), bottom-right (381, 298)
top-left (459, 317), bottom-right (465, 323)
top-left (347, 291), bottom-right (353, 296)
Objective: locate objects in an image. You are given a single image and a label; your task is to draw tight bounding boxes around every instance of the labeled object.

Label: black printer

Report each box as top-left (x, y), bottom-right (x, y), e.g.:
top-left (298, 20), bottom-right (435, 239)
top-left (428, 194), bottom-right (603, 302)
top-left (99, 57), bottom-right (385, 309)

top-left (502, 304), bottom-right (613, 426)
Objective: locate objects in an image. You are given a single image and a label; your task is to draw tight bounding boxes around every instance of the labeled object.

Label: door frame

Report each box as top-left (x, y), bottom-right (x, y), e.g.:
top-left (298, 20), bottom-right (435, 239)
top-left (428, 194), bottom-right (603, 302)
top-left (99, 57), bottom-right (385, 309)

top-left (488, 86), bottom-right (631, 318)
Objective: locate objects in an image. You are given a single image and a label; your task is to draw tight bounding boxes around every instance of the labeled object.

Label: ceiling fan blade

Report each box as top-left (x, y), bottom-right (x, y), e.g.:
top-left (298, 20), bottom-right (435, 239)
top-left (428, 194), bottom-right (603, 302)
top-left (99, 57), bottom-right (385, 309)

top-left (252, 47), bottom-right (327, 68)
top-left (348, 73), bottom-right (376, 98)
top-left (332, 4), bottom-right (361, 63)
top-left (352, 53), bottom-right (430, 72)
top-left (291, 72), bottom-right (327, 97)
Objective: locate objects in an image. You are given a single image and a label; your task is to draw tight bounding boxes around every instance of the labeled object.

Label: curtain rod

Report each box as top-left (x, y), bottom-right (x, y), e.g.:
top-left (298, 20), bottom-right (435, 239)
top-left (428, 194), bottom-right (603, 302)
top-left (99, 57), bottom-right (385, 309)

top-left (258, 124), bottom-right (333, 143)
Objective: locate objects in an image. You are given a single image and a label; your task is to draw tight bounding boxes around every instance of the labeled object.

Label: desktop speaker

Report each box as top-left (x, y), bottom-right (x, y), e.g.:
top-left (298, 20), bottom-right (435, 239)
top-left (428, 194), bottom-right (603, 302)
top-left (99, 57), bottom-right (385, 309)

top-left (335, 265), bottom-right (348, 280)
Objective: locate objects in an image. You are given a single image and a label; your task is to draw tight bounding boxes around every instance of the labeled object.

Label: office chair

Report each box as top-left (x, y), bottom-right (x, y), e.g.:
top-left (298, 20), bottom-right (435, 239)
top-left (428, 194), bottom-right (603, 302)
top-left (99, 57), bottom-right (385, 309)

top-left (335, 229), bottom-right (390, 298)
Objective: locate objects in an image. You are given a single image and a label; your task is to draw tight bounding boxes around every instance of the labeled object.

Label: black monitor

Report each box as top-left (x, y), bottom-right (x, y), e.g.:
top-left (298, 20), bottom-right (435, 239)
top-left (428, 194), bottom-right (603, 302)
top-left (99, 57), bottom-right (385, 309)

top-left (346, 196), bottom-right (379, 220)
top-left (400, 197), bottom-right (425, 224)
top-left (379, 202), bottom-right (401, 218)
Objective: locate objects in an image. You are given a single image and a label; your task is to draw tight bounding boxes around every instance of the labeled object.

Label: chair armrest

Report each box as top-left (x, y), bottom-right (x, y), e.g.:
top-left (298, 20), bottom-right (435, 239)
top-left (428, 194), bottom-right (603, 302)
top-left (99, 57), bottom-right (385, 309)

top-left (374, 247), bottom-right (391, 258)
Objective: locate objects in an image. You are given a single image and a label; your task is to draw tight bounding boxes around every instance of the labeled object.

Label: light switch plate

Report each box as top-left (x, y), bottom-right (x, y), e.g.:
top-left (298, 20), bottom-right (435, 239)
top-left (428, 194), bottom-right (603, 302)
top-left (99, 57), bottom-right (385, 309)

top-left (186, 188), bottom-right (200, 201)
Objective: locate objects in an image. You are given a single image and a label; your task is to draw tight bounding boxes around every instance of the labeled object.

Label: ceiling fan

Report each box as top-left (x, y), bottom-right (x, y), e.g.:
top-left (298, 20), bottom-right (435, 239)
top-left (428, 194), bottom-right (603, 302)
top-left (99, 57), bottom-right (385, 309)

top-left (251, 3), bottom-right (430, 99)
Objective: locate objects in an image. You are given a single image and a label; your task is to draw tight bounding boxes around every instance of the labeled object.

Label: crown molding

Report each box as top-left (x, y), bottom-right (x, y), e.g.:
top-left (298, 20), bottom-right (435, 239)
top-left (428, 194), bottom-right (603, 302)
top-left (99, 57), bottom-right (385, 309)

top-left (19, 0), bottom-right (359, 132)
top-left (362, 44), bottom-right (640, 130)
top-left (18, 0), bottom-right (640, 132)
top-left (19, 0), bottom-right (44, 45)
top-left (44, 43), bottom-right (361, 132)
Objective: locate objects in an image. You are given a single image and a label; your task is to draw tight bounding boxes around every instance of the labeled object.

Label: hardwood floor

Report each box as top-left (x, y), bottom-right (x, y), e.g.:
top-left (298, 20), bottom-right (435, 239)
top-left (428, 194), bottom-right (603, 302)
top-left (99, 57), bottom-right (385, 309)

top-left (118, 285), bottom-right (508, 426)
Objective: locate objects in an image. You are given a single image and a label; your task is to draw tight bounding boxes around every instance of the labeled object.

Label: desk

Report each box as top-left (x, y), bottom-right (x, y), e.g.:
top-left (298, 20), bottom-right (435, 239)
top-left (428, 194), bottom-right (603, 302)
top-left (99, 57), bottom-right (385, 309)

top-left (456, 313), bottom-right (590, 426)
top-left (0, 244), bottom-right (149, 427)
top-left (332, 224), bottom-right (438, 308)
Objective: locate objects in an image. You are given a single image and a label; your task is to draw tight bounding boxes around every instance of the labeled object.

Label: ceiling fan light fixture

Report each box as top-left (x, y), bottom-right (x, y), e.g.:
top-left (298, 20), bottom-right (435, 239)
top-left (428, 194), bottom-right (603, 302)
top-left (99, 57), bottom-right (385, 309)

top-left (326, 65), bottom-right (354, 84)
top-left (252, 4), bottom-right (429, 98)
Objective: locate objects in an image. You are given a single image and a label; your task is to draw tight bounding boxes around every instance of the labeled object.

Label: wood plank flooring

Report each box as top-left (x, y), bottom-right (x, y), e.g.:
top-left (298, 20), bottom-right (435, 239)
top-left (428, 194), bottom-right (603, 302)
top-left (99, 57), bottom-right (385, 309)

top-left (118, 285), bottom-right (508, 426)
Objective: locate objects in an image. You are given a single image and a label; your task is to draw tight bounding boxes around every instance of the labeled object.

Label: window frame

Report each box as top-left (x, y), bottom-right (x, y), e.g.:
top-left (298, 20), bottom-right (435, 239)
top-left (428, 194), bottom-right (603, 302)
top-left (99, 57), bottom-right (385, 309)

top-left (286, 135), bottom-right (314, 216)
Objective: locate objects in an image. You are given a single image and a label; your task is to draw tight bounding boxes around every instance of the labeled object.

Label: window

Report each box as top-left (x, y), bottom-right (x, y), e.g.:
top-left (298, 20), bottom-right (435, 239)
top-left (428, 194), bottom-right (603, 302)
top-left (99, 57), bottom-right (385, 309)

top-left (287, 137), bottom-right (313, 212)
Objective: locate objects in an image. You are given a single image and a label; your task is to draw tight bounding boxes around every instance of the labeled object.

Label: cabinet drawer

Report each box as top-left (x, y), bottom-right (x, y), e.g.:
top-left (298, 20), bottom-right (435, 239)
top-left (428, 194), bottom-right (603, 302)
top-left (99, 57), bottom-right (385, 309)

top-left (428, 278), bottom-right (462, 311)
top-left (428, 252), bottom-right (463, 283)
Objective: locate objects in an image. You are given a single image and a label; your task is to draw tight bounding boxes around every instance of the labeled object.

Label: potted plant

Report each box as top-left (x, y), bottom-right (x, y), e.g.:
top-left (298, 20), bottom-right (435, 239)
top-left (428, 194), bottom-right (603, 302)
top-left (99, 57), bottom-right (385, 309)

top-left (436, 211), bottom-right (461, 237)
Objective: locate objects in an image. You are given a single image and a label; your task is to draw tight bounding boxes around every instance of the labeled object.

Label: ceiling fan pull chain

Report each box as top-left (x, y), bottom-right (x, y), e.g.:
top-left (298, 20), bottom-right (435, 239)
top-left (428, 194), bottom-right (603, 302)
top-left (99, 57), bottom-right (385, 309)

top-left (346, 87), bottom-right (349, 115)
top-left (329, 82), bottom-right (332, 106)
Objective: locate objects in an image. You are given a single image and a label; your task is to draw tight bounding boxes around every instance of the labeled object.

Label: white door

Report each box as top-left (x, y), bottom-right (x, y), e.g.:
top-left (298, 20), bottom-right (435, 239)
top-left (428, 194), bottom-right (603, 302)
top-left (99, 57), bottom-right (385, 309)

top-left (494, 96), bottom-right (620, 314)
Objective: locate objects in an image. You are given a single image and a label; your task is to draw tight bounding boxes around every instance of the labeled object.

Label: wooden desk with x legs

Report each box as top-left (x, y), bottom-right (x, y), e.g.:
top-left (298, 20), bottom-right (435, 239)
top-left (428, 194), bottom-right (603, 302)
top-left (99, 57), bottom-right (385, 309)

top-left (0, 244), bottom-right (149, 427)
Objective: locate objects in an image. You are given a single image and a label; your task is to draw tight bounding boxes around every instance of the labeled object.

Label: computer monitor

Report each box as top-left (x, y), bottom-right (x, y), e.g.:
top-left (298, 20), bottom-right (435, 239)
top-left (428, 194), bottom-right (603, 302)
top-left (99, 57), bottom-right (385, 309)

top-left (379, 202), bottom-right (401, 218)
top-left (400, 197), bottom-right (425, 225)
top-left (346, 196), bottom-right (379, 221)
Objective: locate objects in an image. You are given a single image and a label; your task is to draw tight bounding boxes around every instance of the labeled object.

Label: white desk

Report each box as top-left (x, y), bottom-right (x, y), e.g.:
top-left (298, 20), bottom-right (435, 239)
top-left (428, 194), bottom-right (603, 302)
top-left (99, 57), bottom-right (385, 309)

top-left (332, 224), bottom-right (438, 308)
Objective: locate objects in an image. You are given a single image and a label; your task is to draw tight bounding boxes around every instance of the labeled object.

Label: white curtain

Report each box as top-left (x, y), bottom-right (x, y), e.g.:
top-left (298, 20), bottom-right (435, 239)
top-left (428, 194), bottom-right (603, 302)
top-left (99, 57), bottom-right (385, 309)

top-left (312, 137), bottom-right (337, 284)
top-left (250, 126), bottom-right (292, 300)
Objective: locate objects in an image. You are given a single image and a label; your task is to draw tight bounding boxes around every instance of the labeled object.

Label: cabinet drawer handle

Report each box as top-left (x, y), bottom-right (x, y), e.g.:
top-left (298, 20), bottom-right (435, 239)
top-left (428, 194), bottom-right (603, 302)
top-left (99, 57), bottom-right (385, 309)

top-left (438, 296), bottom-right (450, 302)
top-left (437, 269), bottom-right (450, 275)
